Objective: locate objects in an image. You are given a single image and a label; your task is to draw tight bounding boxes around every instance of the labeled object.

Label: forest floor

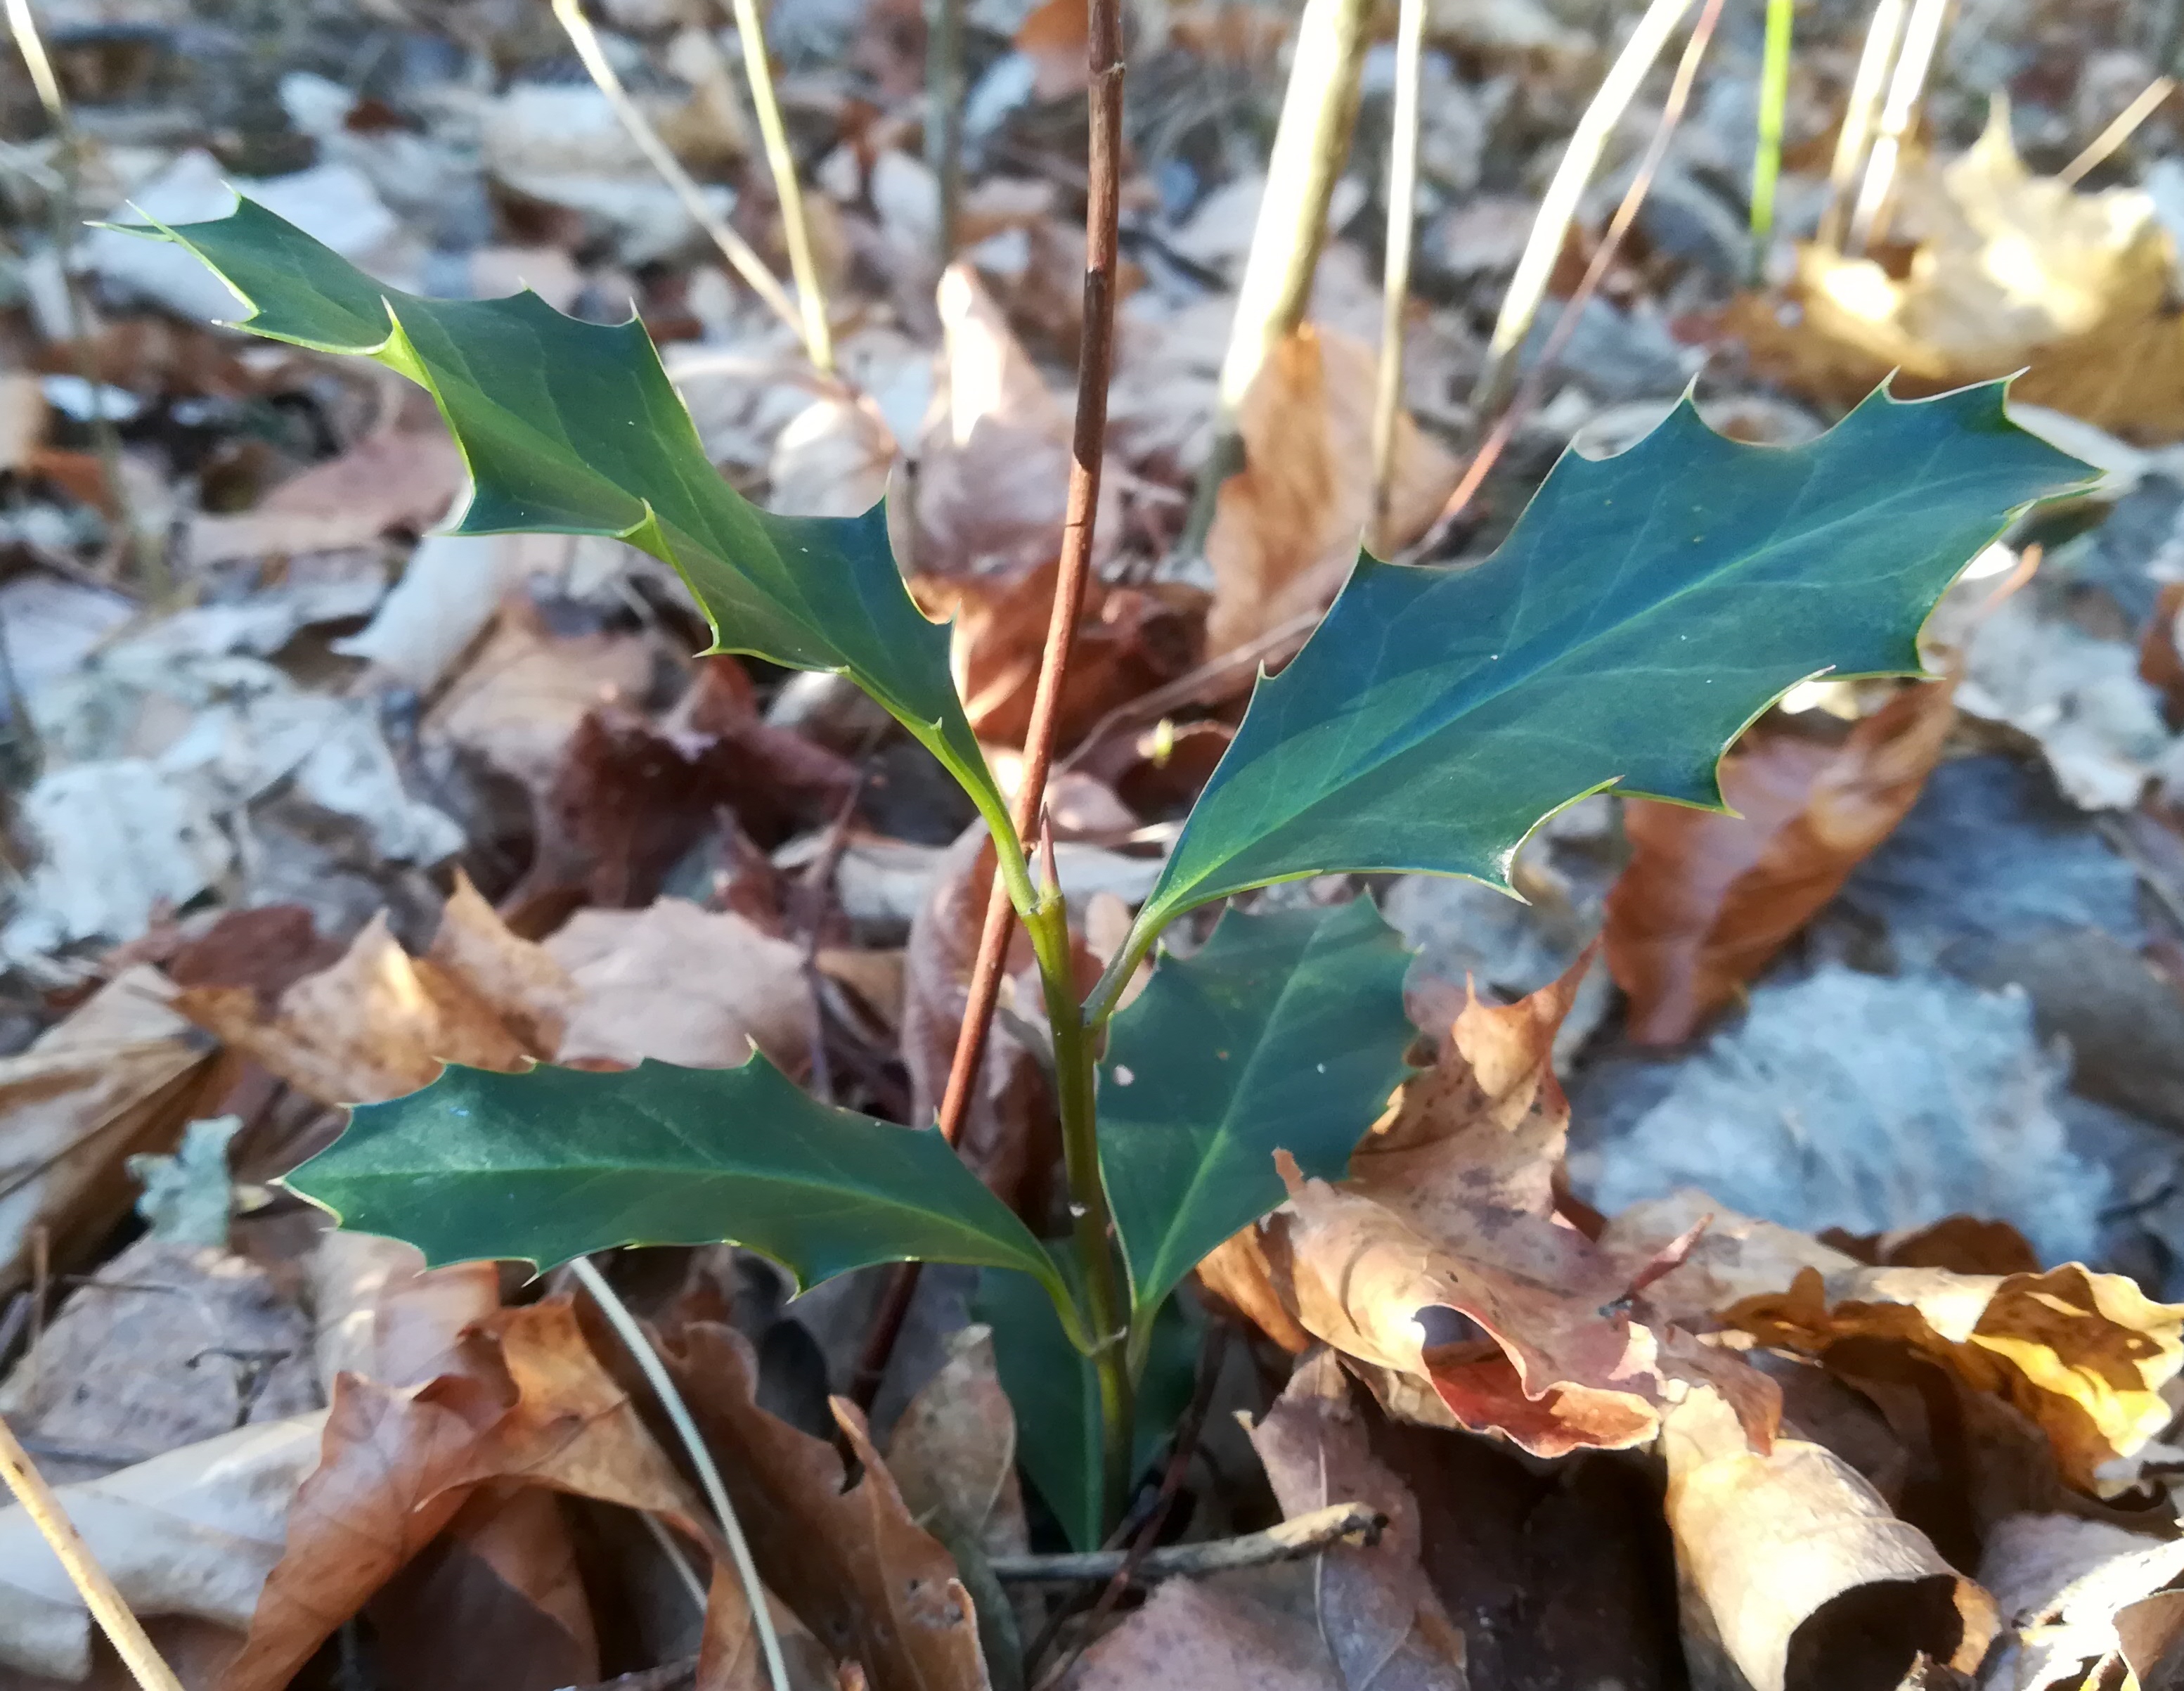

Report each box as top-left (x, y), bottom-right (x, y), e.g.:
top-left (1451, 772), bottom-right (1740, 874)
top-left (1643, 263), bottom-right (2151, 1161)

top-left (8, 0), bottom-right (2184, 1687)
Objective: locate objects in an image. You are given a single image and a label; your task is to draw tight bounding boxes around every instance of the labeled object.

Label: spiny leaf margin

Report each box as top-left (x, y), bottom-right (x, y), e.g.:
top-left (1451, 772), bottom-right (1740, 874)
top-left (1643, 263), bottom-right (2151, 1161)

top-left (133, 195), bottom-right (1007, 829)
top-left (1134, 381), bottom-right (2096, 937)
top-left (284, 1054), bottom-right (1074, 1316)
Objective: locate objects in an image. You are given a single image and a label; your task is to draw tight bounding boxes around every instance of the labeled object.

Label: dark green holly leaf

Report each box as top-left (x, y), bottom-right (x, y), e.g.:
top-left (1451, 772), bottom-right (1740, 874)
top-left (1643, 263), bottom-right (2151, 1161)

top-left (286, 1056), bottom-right (1070, 1311)
top-left (1099, 900), bottom-right (1414, 1322)
top-left (1135, 385), bottom-right (2093, 935)
top-left (136, 197), bottom-right (1006, 827)
top-left (976, 1259), bottom-right (1199, 1551)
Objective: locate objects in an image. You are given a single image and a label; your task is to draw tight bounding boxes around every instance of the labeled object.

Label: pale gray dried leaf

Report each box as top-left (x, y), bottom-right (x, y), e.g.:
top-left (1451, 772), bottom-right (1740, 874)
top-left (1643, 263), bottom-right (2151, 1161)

top-left (1956, 589), bottom-right (2175, 810)
top-left (0, 1237), bottom-right (321, 1485)
top-left (1, 759), bottom-right (233, 954)
top-left (0, 1413), bottom-right (327, 1679)
top-left (129, 1114), bottom-right (242, 1246)
top-left (1580, 965), bottom-right (2107, 1266)
top-left (1979, 1513), bottom-right (2184, 1691)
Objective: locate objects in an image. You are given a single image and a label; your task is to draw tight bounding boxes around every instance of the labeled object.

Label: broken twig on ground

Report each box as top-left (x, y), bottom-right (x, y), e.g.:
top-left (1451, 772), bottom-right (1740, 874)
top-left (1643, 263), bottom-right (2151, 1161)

top-left (0, 1410), bottom-right (188, 1691)
top-left (993, 1501), bottom-right (1388, 1583)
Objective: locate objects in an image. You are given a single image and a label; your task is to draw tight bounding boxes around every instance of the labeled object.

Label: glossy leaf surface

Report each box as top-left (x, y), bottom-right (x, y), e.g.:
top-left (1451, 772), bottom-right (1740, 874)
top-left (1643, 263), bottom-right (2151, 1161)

top-left (143, 197), bottom-right (1004, 825)
top-left (1099, 900), bottom-right (1415, 1320)
top-left (287, 1057), bottom-right (1070, 1309)
top-left (1137, 385), bottom-right (2091, 934)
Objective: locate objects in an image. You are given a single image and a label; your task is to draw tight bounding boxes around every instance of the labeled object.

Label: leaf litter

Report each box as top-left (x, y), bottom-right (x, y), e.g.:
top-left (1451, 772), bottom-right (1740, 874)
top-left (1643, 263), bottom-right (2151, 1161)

top-left (10, 3), bottom-right (2184, 1690)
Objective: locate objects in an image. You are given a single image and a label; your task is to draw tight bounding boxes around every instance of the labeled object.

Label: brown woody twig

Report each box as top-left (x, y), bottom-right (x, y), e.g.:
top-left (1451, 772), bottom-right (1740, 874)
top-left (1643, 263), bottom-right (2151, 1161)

top-left (993, 1501), bottom-right (1387, 1583)
top-left (851, 0), bottom-right (1129, 1413)
top-left (0, 1412), bottom-right (187, 1691)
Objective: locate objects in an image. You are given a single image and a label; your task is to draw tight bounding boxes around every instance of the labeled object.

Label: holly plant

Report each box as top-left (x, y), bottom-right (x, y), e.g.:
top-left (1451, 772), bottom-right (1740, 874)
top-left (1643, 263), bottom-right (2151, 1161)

top-left (147, 198), bottom-right (2089, 1548)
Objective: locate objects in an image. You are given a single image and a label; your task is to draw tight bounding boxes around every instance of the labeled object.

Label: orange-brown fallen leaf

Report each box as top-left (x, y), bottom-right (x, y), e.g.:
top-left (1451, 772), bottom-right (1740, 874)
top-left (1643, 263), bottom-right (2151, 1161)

top-left (1605, 677), bottom-right (1959, 1044)
top-left (223, 1376), bottom-right (490, 1691)
top-left (1200, 953), bottom-right (1781, 1456)
top-left (1726, 107), bottom-right (2184, 440)
top-left (225, 1297), bottom-right (709, 1691)
top-left (1203, 323), bottom-right (1457, 656)
top-left (1729, 1263), bottom-right (2184, 1498)
top-left (923, 558), bottom-right (1202, 753)
top-left (178, 880), bottom-right (817, 1104)
top-left (187, 428), bottom-right (466, 565)
top-left (176, 911), bottom-right (530, 1105)
top-left (1662, 1387), bottom-right (1998, 1691)
top-left (660, 1318), bottom-right (989, 1691)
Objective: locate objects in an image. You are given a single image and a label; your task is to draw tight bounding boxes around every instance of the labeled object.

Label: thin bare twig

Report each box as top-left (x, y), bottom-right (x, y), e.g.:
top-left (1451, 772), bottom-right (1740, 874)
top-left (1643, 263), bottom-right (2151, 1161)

top-left (724, 0), bottom-right (836, 371)
top-left (853, 0), bottom-right (1130, 1413)
top-left (993, 1501), bottom-right (1387, 1583)
top-left (1472, 0), bottom-right (1700, 416)
top-left (0, 1413), bottom-right (186, 1691)
top-left (1844, 0), bottom-right (1949, 255)
top-left (1817, 0), bottom-right (1908, 250)
top-left (1370, 0), bottom-right (1427, 553)
top-left (548, 0), bottom-right (809, 352)
top-left (569, 1258), bottom-right (791, 1691)
top-left (1435, 0), bottom-right (1724, 527)
top-left (927, 0), bottom-right (967, 263)
top-left (1177, 0), bottom-right (1376, 564)
top-left (2060, 76), bottom-right (2177, 186)
top-left (5, 0), bottom-right (146, 592)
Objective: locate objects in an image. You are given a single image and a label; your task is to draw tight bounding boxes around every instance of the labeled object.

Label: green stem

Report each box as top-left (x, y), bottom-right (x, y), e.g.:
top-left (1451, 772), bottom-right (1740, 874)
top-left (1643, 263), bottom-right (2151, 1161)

top-left (959, 770), bottom-right (1043, 921)
top-left (1750, 0), bottom-right (1793, 277)
top-left (1084, 906), bottom-right (1171, 1031)
top-left (1024, 885), bottom-right (1135, 1529)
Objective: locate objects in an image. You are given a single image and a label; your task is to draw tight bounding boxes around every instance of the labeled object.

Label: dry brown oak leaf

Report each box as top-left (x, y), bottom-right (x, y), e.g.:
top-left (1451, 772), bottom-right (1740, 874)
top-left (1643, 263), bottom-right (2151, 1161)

top-left (659, 1317), bottom-right (990, 1691)
top-left (1727, 104), bottom-right (2184, 441)
top-left (222, 1297), bottom-right (710, 1691)
top-left (1605, 674), bottom-right (1959, 1045)
top-left (1198, 951), bottom-right (1781, 1456)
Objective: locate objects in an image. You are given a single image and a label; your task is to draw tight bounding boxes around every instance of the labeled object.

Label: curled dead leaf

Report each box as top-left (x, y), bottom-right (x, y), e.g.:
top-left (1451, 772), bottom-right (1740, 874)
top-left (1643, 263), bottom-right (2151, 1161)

top-left (1729, 1264), bottom-right (2184, 1497)
top-left (1201, 953), bottom-right (1781, 1456)
top-left (1663, 1388), bottom-right (1998, 1691)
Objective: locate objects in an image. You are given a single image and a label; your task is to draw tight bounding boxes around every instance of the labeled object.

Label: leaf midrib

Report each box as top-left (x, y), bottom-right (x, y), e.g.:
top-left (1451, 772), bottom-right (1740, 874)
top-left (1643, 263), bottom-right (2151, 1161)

top-left (1125, 922), bottom-right (1357, 1303)
top-left (1176, 424), bottom-right (1977, 897)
